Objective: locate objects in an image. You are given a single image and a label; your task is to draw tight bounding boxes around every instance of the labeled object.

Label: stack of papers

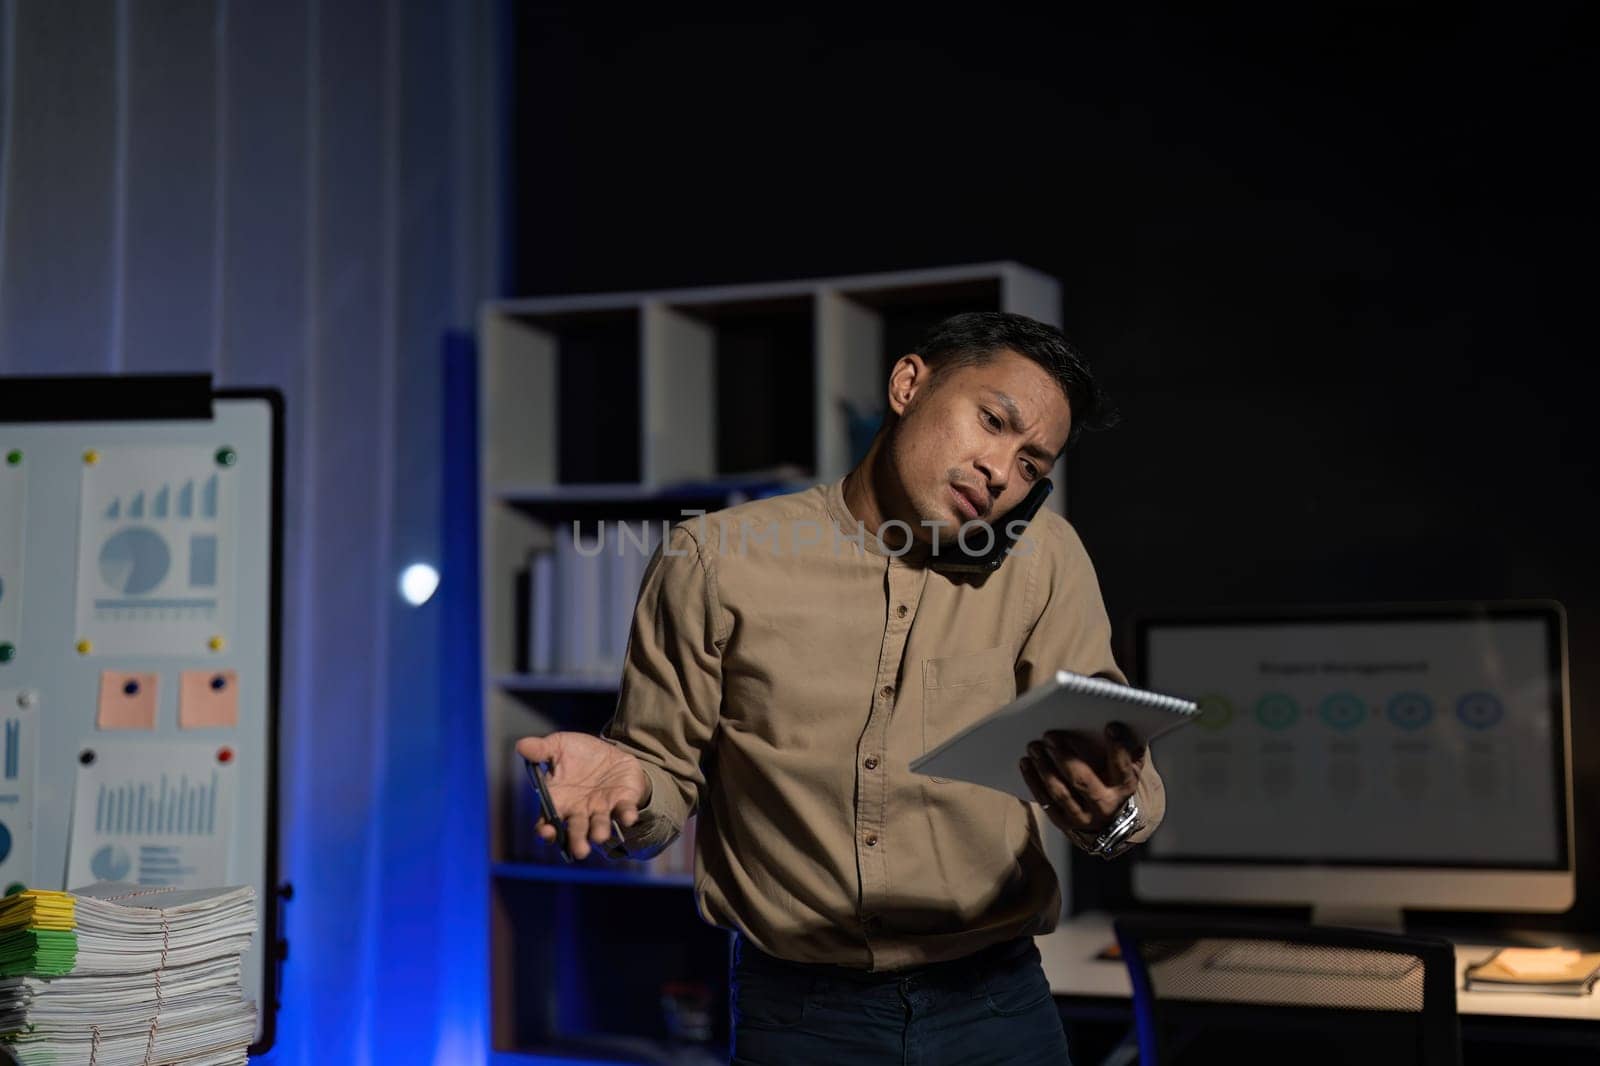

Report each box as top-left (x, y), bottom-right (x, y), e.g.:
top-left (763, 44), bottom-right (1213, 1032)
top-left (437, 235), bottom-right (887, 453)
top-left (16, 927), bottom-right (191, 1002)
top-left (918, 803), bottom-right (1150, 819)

top-left (0, 882), bottom-right (257, 1065)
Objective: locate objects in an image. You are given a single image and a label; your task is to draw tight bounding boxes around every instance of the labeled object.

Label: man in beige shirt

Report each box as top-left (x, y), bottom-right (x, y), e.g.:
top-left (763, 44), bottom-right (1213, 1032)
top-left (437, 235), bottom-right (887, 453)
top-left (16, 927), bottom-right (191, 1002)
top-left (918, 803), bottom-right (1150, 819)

top-left (519, 312), bottom-right (1164, 1064)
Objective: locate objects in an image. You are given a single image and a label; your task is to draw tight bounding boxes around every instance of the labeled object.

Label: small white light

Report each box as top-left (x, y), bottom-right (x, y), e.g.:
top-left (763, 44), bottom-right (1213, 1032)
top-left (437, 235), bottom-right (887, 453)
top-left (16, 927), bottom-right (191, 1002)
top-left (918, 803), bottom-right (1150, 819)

top-left (399, 563), bottom-right (440, 606)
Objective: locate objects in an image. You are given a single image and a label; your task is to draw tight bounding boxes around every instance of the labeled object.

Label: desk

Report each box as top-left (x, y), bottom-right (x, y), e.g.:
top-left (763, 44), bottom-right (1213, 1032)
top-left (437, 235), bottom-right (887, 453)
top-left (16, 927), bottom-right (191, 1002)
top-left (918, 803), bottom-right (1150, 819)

top-left (1040, 910), bottom-right (1600, 1024)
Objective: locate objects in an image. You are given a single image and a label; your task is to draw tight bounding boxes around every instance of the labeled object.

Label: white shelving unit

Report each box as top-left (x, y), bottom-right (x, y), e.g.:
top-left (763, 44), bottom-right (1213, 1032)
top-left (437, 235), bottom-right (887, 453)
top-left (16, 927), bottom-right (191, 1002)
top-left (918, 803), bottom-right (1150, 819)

top-left (479, 261), bottom-right (1068, 1059)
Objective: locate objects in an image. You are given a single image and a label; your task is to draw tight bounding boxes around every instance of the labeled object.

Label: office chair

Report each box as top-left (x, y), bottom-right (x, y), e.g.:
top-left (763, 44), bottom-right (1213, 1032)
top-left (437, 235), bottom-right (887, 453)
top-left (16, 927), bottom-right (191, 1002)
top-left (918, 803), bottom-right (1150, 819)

top-left (1113, 916), bottom-right (1462, 1066)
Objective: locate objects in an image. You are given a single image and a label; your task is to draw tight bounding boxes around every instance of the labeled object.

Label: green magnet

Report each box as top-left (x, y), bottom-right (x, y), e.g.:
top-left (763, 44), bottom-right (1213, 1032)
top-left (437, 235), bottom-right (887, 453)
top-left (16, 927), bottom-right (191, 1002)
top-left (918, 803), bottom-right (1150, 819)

top-left (4, 450), bottom-right (19, 466)
top-left (0, 643), bottom-right (15, 664)
top-left (216, 446), bottom-right (237, 467)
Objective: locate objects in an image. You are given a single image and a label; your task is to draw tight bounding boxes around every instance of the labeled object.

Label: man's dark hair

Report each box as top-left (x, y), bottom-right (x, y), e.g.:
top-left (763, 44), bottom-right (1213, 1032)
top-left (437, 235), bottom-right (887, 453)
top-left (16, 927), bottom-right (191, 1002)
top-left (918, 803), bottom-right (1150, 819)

top-left (916, 311), bottom-right (1119, 446)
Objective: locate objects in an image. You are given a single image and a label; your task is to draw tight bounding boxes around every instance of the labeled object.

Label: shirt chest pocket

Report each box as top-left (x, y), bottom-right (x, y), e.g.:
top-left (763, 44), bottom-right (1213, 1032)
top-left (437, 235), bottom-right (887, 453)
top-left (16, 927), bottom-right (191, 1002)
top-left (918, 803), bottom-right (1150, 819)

top-left (921, 644), bottom-right (1018, 760)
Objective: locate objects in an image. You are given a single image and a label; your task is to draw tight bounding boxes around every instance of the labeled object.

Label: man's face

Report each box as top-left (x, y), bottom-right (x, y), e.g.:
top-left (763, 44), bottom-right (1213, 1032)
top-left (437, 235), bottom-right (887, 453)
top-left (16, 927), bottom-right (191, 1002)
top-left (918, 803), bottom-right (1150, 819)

top-left (884, 349), bottom-right (1072, 543)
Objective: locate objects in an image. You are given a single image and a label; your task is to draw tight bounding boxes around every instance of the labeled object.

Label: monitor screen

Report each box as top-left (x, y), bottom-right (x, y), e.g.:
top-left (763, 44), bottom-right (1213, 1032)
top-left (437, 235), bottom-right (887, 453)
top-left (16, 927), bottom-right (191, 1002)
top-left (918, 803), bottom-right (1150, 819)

top-left (1136, 606), bottom-right (1567, 870)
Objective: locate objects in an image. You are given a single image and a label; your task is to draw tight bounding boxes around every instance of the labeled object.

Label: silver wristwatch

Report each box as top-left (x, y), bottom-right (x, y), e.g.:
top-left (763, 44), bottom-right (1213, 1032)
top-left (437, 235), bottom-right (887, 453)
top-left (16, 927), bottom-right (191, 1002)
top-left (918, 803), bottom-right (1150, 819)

top-left (1085, 794), bottom-right (1141, 860)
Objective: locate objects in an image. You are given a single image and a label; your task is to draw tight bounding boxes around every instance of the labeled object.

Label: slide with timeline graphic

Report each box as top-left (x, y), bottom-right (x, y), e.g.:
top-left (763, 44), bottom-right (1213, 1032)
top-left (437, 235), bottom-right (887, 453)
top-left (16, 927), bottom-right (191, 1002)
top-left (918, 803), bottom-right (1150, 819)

top-left (1141, 616), bottom-right (1561, 866)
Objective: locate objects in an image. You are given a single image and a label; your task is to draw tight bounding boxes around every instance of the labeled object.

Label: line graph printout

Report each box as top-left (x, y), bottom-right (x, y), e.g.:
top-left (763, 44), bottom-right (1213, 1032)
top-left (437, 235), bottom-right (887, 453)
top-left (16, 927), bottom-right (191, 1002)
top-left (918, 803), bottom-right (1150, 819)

top-left (67, 740), bottom-right (237, 889)
top-left (0, 456), bottom-right (24, 650)
top-left (0, 692), bottom-right (39, 891)
top-left (75, 446), bottom-right (237, 655)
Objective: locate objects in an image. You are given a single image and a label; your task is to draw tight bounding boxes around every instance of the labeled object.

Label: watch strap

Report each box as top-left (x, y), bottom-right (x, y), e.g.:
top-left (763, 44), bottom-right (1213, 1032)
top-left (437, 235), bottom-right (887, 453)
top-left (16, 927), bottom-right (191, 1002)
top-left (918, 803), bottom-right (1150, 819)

top-left (1081, 794), bottom-right (1141, 860)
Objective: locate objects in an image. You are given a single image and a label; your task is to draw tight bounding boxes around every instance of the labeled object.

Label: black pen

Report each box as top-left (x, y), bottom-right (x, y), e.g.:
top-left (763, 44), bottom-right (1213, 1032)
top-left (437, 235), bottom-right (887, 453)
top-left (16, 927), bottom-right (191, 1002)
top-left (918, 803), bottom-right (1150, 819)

top-left (523, 757), bottom-right (573, 863)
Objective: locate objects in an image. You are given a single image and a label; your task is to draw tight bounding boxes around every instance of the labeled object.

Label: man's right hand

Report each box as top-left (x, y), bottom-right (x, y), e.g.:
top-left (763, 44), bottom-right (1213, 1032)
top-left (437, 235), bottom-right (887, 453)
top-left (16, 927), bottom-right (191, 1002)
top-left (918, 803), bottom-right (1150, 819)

top-left (515, 732), bottom-right (651, 860)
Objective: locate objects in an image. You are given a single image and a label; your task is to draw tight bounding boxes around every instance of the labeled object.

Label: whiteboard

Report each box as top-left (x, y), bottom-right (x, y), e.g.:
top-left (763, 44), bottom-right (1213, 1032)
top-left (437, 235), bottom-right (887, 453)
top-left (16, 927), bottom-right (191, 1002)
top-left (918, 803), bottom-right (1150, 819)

top-left (0, 385), bottom-right (281, 1052)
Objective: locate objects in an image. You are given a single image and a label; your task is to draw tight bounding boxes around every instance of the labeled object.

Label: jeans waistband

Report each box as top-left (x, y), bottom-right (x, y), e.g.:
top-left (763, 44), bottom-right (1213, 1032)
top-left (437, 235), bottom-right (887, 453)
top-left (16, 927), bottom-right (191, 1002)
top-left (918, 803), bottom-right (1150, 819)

top-left (734, 934), bottom-right (1036, 987)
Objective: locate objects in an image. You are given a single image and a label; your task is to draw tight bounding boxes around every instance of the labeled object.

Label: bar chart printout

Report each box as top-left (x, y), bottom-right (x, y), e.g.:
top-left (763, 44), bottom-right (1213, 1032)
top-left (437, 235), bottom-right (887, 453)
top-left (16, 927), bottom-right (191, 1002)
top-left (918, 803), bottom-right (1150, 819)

top-left (67, 740), bottom-right (237, 888)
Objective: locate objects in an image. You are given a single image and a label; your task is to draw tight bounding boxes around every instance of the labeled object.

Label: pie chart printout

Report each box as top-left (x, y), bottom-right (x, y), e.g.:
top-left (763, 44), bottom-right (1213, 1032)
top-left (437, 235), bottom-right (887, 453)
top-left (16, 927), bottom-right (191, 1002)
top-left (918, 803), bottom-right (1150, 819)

top-left (75, 447), bottom-right (236, 656)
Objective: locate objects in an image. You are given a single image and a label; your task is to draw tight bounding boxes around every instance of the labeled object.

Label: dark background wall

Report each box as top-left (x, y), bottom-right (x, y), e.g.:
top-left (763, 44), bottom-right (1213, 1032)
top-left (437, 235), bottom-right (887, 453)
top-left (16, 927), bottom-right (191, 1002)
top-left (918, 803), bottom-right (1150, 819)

top-left (509, 5), bottom-right (1596, 928)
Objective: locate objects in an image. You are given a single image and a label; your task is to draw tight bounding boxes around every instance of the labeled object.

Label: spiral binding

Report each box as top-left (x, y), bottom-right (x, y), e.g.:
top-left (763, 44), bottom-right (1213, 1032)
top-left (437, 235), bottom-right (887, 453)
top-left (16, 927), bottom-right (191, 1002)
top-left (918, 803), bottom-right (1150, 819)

top-left (1052, 670), bottom-right (1199, 716)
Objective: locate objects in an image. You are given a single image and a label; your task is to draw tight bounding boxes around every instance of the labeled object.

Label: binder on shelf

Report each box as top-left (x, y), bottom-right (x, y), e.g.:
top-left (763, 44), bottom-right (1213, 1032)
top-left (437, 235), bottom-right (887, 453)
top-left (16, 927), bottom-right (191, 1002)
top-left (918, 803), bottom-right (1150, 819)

top-left (556, 524), bottom-right (604, 675)
top-left (525, 548), bottom-right (556, 674)
top-left (522, 518), bottom-right (665, 682)
top-left (602, 520), bottom-right (660, 674)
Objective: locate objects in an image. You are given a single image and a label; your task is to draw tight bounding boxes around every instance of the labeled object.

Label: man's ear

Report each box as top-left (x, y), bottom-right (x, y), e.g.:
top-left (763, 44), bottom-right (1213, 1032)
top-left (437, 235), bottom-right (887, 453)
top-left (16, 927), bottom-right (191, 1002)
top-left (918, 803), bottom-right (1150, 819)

top-left (886, 354), bottom-right (932, 417)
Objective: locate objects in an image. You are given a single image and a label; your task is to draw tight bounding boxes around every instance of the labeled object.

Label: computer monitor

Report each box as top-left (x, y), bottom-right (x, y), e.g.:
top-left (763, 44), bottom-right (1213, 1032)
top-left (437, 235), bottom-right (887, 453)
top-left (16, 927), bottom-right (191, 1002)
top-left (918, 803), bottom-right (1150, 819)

top-left (1130, 602), bottom-right (1574, 930)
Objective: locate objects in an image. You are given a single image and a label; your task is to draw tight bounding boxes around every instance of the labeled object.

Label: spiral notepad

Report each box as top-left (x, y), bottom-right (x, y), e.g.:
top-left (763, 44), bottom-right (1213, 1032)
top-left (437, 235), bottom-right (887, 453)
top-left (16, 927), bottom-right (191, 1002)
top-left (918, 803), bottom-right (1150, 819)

top-left (909, 669), bottom-right (1199, 802)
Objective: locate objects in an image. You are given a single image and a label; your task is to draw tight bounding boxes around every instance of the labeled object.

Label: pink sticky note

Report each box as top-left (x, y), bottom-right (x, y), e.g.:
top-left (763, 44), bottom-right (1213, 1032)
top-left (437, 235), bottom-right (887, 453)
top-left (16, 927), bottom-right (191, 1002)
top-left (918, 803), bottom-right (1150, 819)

top-left (97, 672), bottom-right (159, 730)
top-left (180, 669), bottom-right (239, 729)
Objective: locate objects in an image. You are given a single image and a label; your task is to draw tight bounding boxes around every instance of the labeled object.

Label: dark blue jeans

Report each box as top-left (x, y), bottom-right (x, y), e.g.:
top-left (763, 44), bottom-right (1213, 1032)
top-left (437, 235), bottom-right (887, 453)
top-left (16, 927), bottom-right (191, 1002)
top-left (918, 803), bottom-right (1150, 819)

top-left (729, 934), bottom-right (1073, 1065)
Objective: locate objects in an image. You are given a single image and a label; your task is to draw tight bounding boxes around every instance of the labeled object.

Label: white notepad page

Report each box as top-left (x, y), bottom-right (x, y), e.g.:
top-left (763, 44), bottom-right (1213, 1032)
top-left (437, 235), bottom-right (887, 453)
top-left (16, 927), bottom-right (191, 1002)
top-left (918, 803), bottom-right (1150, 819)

top-left (909, 669), bottom-right (1199, 801)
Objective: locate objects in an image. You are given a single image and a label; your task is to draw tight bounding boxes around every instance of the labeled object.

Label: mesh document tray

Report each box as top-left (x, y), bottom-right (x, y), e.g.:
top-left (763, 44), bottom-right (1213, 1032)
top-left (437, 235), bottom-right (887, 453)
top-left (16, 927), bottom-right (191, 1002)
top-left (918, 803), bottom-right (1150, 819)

top-left (1137, 935), bottom-right (1426, 1011)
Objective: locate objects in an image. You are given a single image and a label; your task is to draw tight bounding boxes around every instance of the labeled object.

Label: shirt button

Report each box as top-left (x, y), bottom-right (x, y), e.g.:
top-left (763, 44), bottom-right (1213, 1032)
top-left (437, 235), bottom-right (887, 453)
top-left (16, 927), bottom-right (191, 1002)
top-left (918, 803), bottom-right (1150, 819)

top-left (880, 685), bottom-right (894, 700)
top-left (865, 834), bottom-right (879, 848)
top-left (864, 756), bottom-right (879, 770)
top-left (896, 604), bottom-right (908, 618)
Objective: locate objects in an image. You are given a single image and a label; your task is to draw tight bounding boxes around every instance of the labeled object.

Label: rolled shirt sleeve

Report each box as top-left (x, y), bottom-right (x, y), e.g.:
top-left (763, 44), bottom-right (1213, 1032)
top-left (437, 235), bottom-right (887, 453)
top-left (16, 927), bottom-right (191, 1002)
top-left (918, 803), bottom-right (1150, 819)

top-left (599, 522), bottom-right (727, 860)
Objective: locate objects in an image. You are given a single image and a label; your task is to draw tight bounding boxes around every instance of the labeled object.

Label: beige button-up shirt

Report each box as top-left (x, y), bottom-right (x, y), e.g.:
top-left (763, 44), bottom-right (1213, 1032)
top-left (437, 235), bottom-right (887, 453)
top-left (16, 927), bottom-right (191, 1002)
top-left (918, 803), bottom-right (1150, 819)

top-left (601, 475), bottom-right (1164, 970)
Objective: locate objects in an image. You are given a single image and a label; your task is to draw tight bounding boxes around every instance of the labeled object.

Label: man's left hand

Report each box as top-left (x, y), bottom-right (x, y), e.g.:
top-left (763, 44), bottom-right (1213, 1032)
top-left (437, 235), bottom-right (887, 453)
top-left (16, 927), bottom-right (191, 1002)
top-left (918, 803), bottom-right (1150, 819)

top-left (1019, 723), bottom-right (1143, 837)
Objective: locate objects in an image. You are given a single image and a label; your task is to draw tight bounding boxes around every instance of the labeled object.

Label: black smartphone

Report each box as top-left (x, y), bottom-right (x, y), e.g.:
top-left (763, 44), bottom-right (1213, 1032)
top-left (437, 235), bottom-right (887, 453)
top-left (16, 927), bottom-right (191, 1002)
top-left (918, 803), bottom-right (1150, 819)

top-left (929, 477), bottom-right (1054, 574)
top-left (523, 757), bottom-right (573, 863)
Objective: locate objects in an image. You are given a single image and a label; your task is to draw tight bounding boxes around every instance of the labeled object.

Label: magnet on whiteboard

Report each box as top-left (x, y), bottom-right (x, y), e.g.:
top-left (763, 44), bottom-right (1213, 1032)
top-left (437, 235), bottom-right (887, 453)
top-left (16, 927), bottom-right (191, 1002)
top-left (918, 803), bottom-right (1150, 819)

top-left (207, 635), bottom-right (225, 652)
top-left (75, 639), bottom-right (93, 655)
top-left (83, 450), bottom-right (100, 465)
top-left (15, 690), bottom-right (34, 709)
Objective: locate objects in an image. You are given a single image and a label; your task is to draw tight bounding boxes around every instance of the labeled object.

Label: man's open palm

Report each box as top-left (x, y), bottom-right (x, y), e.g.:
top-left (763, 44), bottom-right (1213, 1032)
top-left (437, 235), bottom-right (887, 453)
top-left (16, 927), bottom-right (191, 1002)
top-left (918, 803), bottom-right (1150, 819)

top-left (516, 732), bottom-right (650, 861)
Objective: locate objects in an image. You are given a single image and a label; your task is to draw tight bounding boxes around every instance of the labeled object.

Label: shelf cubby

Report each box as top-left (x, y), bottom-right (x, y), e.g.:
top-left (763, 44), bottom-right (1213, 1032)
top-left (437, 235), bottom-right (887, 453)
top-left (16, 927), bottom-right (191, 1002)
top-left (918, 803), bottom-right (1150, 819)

top-left (491, 877), bottom-right (730, 1058)
top-left (667, 294), bottom-right (817, 479)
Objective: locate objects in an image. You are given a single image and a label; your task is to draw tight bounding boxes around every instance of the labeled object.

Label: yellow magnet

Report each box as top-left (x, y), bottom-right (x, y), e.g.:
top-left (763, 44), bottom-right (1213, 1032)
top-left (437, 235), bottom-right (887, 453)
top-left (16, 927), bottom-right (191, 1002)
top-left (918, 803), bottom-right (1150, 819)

top-left (75, 639), bottom-right (93, 655)
top-left (207, 635), bottom-right (226, 652)
top-left (83, 449), bottom-right (100, 465)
